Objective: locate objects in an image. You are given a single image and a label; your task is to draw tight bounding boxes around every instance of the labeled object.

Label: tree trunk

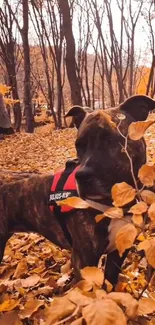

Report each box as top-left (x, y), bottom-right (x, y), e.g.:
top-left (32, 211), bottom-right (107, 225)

top-left (22, 0), bottom-right (34, 133)
top-left (58, 0), bottom-right (82, 105)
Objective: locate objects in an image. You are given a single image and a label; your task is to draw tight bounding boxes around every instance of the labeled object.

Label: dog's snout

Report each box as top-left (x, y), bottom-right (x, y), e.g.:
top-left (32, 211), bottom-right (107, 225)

top-left (76, 167), bottom-right (93, 182)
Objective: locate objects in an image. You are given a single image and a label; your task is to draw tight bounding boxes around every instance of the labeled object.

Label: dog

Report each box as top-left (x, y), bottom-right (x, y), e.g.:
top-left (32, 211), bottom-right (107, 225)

top-left (0, 95), bottom-right (155, 286)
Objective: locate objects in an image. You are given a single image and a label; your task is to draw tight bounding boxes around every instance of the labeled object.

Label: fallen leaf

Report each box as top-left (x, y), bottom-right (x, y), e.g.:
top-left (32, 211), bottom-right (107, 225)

top-left (108, 292), bottom-right (138, 319)
top-left (21, 274), bottom-right (40, 288)
top-left (82, 299), bottom-right (127, 325)
top-left (80, 266), bottom-right (104, 287)
top-left (45, 296), bottom-right (76, 325)
top-left (76, 280), bottom-right (93, 292)
top-left (138, 298), bottom-right (155, 316)
top-left (115, 223), bottom-right (137, 257)
top-left (19, 300), bottom-right (44, 319)
top-left (13, 259), bottom-right (28, 279)
top-left (112, 182), bottom-right (136, 207)
top-left (128, 202), bottom-right (148, 214)
top-left (0, 299), bottom-right (19, 312)
top-left (128, 120), bottom-right (155, 140)
top-left (57, 196), bottom-right (89, 209)
top-left (68, 288), bottom-right (93, 306)
top-left (0, 311), bottom-right (22, 325)
top-left (138, 164), bottom-right (155, 187)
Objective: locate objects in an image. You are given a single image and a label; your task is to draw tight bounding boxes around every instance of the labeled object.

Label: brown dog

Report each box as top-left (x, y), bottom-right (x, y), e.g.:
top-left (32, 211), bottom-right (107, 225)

top-left (0, 95), bottom-right (155, 286)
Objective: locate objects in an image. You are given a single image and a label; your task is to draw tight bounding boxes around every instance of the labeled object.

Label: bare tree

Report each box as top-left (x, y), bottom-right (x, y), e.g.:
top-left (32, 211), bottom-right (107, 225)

top-left (58, 0), bottom-right (82, 105)
top-left (0, 2), bottom-right (21, 131)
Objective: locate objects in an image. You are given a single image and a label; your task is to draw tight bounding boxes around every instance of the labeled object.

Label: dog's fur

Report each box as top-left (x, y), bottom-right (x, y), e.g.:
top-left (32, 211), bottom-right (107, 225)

top-left (0, 95), bottom-right (155, 286)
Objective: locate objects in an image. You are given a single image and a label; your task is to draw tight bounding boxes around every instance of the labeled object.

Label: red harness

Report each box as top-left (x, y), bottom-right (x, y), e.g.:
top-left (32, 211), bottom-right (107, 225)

top-left (49, 160), bottom-right (80, 213)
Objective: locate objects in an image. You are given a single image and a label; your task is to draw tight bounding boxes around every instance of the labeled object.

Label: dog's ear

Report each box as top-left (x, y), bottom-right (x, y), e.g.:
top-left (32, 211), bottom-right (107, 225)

top-left (119, 95), bottom-right (155, 121)
top-left (65, 105), bottom-right (93, 128)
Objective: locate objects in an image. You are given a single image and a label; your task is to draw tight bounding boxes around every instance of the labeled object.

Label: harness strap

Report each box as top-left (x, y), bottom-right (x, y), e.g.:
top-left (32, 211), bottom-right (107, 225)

top-left (50, 159), bottom-right (80, 246)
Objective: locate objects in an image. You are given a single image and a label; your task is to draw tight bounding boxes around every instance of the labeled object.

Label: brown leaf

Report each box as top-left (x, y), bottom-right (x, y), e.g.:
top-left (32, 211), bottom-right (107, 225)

top-left (141, 190), bottom-right (155, 205)
top-left (21, 274), bottom-right (40, 288)
top-left (13, 259), bottom-right (28, 279)
top-left (138, 298), bottom-right (155, 316)
top-left (82, 299), bottom-right (127, 325)
top-left (108, 292), bottom-right (138, 319)
top-left (0, 299), bottom-right (19, 312)
top-left (112, 182), bottom-right (136, 207)
top-left (138, 164), bottom-right (155, 187)
top-left (95, 289), bottom-right (107, 299)
top-left (0, 311), bottom-right (22, 325)
top-left (76, 280), bottom-right (93, 292)
top-left (148, 203), bottom-right (155, 221)
top-left (131, 214), bottom-right (143, 226)
top-left (128, 120), bottom-right (155, 140)
top-left (68, 288), bottom-right (93, 306)
top-left (45, 296), bottom-right (76, 325)
top-left (104, 207), bottom-right (124, 219)
top-left (95, 214), bottom-right (105, 223)
top-left (19, 300), bottom-right (44, 319)
top-left (57, 196), bottom-right (89, 209)
top-left (137, 239), bottom-right (151, 252)
top-left (145, 238), bottom-right (155, 268)
top-left (137, 238), bottom-right (155, 268)
top-left (115, 223), bottom-right (137, 257)
top-left (80, 266), bottom-right (104, 287)
top-left (128, 202), bottom-right (148, 214)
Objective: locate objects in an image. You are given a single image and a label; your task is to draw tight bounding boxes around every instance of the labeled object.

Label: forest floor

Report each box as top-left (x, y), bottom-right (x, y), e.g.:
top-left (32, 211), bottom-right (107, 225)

top-left (0, 114), bottom-right (155, 324)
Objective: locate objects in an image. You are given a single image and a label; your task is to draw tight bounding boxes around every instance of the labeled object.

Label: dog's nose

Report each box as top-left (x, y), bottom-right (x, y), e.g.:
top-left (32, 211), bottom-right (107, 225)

top-left (76, 167), bottom-right (93, 182)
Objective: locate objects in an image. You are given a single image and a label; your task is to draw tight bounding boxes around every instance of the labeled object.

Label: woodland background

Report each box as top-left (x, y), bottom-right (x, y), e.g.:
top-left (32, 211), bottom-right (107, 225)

top-left (0, 0), bottom-right (155, 132)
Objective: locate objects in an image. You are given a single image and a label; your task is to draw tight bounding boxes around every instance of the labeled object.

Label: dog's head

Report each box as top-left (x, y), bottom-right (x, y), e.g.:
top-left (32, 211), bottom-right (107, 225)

top-left (65, 95), bottom-right (155, 205)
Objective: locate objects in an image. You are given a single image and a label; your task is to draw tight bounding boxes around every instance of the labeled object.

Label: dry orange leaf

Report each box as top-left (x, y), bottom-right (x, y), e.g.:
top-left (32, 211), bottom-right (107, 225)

top-left (108, 292), bottom-right (138, 319)
top-left (21, 274), bottom-right (40, 288)
top-left (76, 280), bottom-right (93, 292)
top-left (80, 266), bottom-right (104, 287)
top-left (115, 223), bottom-right (137, 257)
top-left (137, 238), bottom-right (155, 268)
top-left (137, 239), bottom-right (151, 252)
top-left (95, 214), bottom-right (105, 223)
top-left (45, 296), bottom-right (76, 325)
top-left (128, 120), bottom-right (155, 140)
top-left (131, 214), bottom-right (143, 226)
top-left (128, 202), bottom-right (148, 214)
top-left (0, 299), bottom-right (19, 313)
top-left (19, 299), bottom-right (44, 319)
top-left (13, 259), bottom-right (28, 279)
top-left (141, 189), bottom-right (155, 205)
top-left (138, 164), bottom-right (155, 187)
top-left (68, 288), bottom-right (93, 307)
top-left (104, 207), bottom-right (124, 219)
top-left (112, 182), bottom-right (136, 207)
top-left (0, 311), bottom-right (22, 325)
top-left (82, 299), bottom-right (127, 325)
top-left (148, 203), bottom-right (155, 221)
top-left (145, 238), bottom-right (155, 268)
top-left (57, 196), bottom-right (89, 209)
top-left (138, 298), bottom-right (155, 316)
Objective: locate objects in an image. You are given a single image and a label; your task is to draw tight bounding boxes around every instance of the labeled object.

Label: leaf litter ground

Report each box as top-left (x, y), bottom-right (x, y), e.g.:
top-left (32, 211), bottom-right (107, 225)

top-left (0, 117), bottom-right (155, 324)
